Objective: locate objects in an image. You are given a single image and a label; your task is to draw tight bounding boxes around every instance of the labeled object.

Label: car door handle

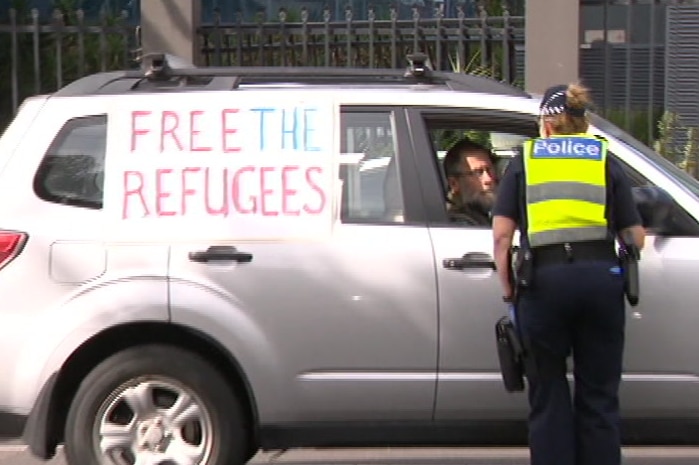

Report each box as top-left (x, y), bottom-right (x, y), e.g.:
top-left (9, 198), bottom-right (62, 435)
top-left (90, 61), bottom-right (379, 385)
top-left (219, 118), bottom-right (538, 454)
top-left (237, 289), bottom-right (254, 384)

top-left (188, 246), bottom-right (253, 264)
top-left (442, 252), bottom-right (496, 270)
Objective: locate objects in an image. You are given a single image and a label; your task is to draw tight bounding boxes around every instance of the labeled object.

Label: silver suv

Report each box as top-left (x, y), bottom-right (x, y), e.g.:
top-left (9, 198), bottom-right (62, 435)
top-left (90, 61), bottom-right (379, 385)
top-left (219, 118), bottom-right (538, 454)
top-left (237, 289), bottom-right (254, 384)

top-left (0, 54), bottom-right (697, 465)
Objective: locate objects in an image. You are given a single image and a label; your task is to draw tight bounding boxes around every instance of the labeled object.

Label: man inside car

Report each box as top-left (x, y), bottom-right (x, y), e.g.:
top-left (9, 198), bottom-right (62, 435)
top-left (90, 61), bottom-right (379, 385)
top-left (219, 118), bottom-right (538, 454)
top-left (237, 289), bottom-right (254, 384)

top-left (443, 138), bottom-right (500, 226)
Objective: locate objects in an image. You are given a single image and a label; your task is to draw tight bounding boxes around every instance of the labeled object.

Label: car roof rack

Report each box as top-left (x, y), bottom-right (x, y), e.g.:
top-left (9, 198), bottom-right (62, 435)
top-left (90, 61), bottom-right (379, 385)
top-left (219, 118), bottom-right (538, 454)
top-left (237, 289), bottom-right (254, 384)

top-left (53, 52), bottom-right (530, 99)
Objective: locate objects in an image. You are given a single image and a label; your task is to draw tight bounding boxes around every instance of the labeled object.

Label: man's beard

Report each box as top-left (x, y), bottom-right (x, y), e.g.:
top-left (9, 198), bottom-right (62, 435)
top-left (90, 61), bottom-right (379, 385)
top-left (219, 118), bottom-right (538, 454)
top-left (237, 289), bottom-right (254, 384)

top-left (462, 190), bottom-right (496, 211)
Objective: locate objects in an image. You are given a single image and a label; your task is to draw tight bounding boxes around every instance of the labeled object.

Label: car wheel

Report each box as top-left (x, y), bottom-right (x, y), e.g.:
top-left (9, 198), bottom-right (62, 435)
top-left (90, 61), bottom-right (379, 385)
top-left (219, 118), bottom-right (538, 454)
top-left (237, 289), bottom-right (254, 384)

top-left (64, 344), bottom-right (248, 465)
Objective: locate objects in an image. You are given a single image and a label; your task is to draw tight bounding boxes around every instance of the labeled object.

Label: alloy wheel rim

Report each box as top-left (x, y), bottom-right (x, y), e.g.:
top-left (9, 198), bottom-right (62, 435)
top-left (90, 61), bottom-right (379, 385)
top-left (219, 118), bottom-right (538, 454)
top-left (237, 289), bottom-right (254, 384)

top-left (92, 376), bottom-right (214, 465)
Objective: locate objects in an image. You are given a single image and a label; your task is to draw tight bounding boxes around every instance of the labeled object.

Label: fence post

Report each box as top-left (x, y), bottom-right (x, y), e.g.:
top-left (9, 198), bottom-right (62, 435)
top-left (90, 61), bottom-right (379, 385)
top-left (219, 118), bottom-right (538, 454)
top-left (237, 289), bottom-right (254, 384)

top-left (524, 0), bottom-right (579, 95)
top-left (140, 0), bottom-right (202, 65)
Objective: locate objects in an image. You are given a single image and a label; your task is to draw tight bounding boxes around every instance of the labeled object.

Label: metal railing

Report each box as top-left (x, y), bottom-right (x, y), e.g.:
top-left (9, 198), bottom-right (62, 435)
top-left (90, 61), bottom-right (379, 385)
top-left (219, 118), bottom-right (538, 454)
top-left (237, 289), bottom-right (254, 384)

top-left (0, 5), bottom-right (522, 133)
top-left (2, 2), bottom-right (695, 176)
top-left (0, 7), bottom-right (138, 128)
top-left (197, 5), bottom-right (524, 81)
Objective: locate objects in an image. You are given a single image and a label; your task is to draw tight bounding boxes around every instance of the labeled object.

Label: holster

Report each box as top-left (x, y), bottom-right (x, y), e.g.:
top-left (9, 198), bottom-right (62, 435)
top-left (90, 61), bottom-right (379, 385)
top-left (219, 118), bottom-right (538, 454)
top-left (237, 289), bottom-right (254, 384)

top-left (494, 246), bottom-right (530, 393)
top-left (495, 315), bottom-right (525, 392)
top-left (512, 246), bottom-right (534, 289)
top-left (619, 250), bottom-right (640, 306)
top-left (618, 233), bottom-right (641, 307)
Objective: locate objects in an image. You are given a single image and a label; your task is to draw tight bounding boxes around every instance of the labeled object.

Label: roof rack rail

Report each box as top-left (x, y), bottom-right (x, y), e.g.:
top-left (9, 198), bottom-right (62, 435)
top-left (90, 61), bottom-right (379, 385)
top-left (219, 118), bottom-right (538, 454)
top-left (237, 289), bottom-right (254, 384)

top-left (135, 51), bottom-right (442, 86)
top-left (404, 52), bottom-right (433, 80)
top-left (53, 52), bottom-right (530, 99)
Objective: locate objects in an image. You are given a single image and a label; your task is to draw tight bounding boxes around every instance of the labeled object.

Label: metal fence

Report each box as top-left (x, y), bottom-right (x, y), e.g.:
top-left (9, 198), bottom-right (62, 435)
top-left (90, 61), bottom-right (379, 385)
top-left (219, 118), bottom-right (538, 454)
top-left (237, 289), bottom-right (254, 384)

top-left (0, 0), bottom-right (527, 23)
top-left (197, 5), bottom-right (524, 79)
top-left (3, 2), bottom-right (698, 172)
top-left (0, 5), bottom-right (523, 132)
top-left (0, 7), bottom-right (138, 129)
top-left (207, 0), bottom-right (526, 23)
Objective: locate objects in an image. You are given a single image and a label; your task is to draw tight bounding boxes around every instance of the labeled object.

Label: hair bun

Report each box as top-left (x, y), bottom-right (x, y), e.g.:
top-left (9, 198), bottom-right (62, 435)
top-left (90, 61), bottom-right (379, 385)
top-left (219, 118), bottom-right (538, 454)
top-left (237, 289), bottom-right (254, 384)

top-left (566, 82), bottom-right (590, 110)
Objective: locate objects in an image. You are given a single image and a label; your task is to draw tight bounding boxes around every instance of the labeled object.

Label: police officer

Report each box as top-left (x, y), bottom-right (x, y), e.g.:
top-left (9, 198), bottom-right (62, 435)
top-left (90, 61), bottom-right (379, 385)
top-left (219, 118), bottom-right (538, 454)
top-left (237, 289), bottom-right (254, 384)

top-left (491, 82), bottom-right (646, 465)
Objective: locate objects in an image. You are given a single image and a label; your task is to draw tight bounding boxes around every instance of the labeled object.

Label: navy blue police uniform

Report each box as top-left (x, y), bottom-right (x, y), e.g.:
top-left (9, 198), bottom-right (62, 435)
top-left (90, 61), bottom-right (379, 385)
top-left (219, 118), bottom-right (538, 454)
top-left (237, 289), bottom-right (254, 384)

top-left (492, 132), bottom-right (642, 464)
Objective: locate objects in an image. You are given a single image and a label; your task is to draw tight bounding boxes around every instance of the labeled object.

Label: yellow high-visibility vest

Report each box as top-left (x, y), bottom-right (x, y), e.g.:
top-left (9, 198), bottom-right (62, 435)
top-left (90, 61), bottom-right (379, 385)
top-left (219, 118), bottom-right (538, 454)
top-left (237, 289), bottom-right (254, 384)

top-left (522, 133), bottom-right (610, 248)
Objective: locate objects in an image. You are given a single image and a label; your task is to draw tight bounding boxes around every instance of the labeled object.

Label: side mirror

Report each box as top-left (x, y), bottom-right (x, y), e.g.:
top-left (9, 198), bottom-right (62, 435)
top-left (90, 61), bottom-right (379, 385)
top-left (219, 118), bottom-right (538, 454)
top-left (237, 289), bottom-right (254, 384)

top-left (632, 186), bottom-right (674, 233)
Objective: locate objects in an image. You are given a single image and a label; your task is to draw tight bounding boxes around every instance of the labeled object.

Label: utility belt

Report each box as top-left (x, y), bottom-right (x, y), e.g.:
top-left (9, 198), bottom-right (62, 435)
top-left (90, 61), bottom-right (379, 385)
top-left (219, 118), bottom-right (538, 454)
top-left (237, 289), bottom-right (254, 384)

top-left (514, 240), bottom-right (616, 289)
top-left (532, 240), bottom-right (617, 267)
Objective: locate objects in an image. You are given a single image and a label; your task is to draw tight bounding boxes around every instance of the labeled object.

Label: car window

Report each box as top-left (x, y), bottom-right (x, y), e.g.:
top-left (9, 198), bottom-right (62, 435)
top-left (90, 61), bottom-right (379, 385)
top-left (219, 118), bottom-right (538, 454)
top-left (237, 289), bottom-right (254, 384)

top-left (33, 115), bottom-right (107, 209)
top-left (608, 150), bottom-right (699, 236)
top-left (590, 113), bottom-right (699, 199)
top-left (340, 110), bottom-right (404, 223)
top-left (430, 128), bottom-right (529, 191)
top-left (419, 114), bottom-right (536, 227)
top-left (415, 110), bottom-right (699, 236)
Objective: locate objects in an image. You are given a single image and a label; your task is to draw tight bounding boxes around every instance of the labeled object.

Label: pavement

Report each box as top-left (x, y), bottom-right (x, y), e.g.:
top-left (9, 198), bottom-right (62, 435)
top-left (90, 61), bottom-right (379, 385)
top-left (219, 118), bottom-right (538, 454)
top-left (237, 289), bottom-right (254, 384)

top-left (2, 442), bottom-right (699, 465)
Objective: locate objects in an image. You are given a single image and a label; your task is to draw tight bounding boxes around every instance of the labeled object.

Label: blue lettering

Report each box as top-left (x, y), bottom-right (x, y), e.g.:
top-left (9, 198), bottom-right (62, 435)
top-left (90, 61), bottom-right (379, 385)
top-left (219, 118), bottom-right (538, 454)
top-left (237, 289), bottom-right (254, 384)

top-left (250, 108), bottom-right (275, 151)
top-left (303, 108), bottom-right (321, 151)
top-left (281, 108), bottom-right (299, 150)
top-left (531, 137), bottom-right (602, 160)
top-left (250, 106), bottom-right (327, 152)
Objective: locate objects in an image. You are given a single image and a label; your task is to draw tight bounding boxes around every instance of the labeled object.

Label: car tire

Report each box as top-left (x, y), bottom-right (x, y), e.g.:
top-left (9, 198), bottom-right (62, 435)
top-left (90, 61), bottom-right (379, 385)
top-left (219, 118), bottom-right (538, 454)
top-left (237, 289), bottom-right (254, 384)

top-left (64, 344), bottom-right (249, 465)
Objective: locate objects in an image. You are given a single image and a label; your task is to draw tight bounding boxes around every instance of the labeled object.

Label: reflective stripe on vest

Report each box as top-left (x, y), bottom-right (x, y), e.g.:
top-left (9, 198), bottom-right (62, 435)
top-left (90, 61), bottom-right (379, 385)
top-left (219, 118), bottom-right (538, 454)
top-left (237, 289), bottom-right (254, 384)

top-left (523, 134), bottom-right (609, 248)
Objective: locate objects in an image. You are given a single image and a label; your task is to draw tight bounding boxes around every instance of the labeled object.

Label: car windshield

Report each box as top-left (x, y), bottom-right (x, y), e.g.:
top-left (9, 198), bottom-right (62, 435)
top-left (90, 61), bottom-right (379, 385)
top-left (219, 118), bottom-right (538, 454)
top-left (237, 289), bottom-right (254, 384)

top-left (589, 112), bottom-right (699, 198)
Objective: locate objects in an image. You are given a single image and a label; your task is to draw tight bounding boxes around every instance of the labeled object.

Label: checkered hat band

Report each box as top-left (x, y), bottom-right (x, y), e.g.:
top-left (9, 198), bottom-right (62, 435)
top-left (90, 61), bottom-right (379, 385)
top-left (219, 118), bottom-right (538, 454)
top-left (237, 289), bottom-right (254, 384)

top-left (540, 90), bottom-right (586, 117)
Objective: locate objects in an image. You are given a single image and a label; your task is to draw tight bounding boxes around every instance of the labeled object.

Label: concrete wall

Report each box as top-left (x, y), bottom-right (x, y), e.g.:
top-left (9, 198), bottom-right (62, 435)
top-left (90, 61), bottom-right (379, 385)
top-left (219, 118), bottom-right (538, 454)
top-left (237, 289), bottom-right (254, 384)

top-left (524, 0), bottom-right (580, 95)
top-left (140, 0), bottom-right (202, 65)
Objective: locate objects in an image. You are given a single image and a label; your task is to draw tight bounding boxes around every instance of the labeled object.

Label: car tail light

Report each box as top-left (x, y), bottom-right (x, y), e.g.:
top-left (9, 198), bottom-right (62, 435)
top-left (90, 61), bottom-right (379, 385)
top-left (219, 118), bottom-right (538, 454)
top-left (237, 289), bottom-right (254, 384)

top-left (0, 231), bottom-right (27, 270)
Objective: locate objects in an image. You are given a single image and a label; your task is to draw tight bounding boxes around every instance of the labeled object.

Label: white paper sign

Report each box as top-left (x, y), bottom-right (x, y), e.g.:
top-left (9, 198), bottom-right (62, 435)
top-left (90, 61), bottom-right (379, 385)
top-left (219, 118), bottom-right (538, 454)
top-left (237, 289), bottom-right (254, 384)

top-left (103, 93), bottom-right (338, 241)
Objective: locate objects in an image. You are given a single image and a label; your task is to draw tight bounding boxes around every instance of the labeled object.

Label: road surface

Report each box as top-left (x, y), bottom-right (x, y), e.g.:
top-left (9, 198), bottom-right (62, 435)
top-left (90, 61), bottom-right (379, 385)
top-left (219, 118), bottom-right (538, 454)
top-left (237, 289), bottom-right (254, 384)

top-left (2, 443), bottom-right (699, 465)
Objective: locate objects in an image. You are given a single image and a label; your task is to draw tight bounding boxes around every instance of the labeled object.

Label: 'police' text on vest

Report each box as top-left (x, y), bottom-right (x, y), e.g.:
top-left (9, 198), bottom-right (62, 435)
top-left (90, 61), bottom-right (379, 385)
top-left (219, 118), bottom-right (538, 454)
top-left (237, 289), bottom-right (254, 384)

top-left (531, 137), bottom-right (603, 161)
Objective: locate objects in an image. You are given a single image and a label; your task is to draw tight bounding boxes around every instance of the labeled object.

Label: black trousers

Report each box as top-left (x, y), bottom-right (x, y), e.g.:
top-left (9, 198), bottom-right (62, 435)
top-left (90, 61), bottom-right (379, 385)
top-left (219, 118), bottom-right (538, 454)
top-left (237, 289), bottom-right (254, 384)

top-left (517, 258), bottom-right (626, 465)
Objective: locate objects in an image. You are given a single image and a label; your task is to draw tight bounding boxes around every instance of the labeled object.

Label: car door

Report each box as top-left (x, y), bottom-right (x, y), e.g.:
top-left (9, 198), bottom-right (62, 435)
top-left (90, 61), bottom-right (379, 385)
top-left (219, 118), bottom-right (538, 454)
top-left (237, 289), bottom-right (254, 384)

top-left (166, 100), bottom-right (438, 425)
top-left (594, 135), bottom-right (699, 419)
top-left (407, 101), bottom-right (699, 424)
top-left (406, 107), bottom-right (536, 421)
